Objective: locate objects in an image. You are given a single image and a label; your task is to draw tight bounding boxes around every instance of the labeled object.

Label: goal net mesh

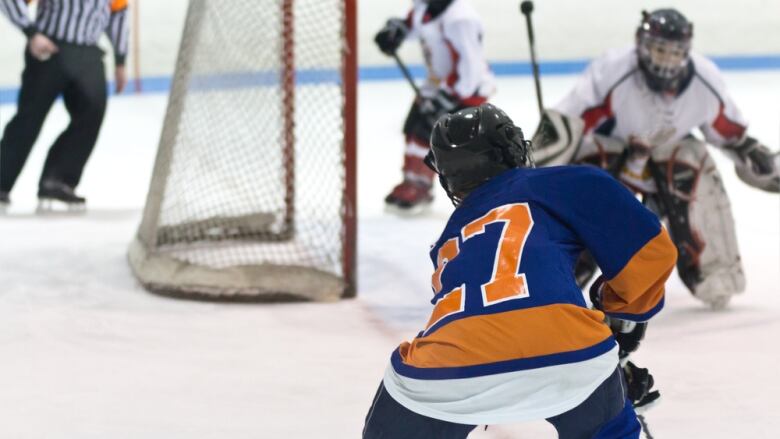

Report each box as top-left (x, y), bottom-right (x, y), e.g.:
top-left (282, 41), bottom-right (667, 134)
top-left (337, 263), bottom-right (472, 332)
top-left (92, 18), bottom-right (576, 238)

top-left (129, 0), bottom-right (355, 301)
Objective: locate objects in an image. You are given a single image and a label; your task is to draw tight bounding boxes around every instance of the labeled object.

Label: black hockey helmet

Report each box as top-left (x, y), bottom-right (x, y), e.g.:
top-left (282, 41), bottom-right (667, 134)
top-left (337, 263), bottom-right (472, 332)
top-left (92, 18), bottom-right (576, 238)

top-left (636, 9), bottom-right (693, 93)
top-left (425, 104), bottom-right (533, 205)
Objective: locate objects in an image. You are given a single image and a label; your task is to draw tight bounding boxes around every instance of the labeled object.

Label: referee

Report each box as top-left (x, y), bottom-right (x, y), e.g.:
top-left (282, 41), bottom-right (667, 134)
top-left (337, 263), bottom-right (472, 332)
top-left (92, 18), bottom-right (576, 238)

top-left (0, 0), bottom-right (129, 211)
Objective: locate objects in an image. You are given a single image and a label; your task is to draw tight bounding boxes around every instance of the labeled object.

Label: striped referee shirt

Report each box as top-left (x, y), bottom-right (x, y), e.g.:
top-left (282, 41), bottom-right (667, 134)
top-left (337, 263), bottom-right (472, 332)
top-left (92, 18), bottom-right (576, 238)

top-left (0, 0), bottom-right (129, 65)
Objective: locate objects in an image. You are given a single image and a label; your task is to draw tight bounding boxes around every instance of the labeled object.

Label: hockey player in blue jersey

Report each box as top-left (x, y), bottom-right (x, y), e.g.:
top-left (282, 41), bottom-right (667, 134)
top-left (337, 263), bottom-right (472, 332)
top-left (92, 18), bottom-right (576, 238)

top-left (363, 104), bottom-right (677, 438)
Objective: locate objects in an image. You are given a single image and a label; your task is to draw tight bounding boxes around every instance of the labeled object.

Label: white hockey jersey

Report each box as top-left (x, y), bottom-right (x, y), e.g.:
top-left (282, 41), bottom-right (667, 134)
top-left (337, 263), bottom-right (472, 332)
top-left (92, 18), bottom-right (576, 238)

top-left (555, 47), bottom-right (748, 151)
top-left (404, 0), bottom-right (495, 104)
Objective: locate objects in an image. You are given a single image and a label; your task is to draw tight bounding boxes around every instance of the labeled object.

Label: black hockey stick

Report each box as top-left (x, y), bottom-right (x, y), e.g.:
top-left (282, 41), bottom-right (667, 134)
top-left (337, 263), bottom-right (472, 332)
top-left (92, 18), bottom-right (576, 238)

top-left (520, 1), bottom-right (544, 117)
top-left (638, 414), bottom-right (655, 439)
top-left (392, 52), bottom-right (422, 99)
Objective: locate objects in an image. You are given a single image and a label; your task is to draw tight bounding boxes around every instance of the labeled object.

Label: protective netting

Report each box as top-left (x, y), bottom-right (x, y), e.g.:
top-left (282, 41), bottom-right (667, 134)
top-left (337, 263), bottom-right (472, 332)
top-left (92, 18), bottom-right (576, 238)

top-left (129, 0), bottom-right (354, 301)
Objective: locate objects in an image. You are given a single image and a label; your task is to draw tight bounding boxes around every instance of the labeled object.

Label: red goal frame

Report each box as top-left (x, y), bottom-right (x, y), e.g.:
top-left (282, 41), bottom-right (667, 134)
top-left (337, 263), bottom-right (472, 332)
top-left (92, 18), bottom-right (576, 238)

top-left (282, 0), bottom-right (357, 298)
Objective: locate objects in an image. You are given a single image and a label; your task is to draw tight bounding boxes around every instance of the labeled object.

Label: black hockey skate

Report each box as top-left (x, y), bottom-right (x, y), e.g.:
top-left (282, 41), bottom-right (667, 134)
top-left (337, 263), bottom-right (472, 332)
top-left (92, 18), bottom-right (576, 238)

top-left (37, 180), bottom-right (86, 214)
top-left (0, 191), bottom-right (9, 214)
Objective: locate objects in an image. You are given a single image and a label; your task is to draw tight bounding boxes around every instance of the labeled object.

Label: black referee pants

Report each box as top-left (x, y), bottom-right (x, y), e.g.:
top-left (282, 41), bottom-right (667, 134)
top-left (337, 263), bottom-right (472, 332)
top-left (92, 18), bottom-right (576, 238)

top-left (0, 43), bottom-right (107, 193)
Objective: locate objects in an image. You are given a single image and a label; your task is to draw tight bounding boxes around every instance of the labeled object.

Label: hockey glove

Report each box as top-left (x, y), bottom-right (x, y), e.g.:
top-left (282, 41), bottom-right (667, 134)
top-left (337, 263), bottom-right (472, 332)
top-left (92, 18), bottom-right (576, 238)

top-left (612, 319), bottom-right (647, 360)
top-left (623, 361), bottom-right (661, 412)
top-left (374, 18), bottom-right (408, 56)
top-left (728, 136), bottom-right (780, 193)
top-left (530, 109), bottom-right (584, 167)
top-left (418, 89), bottom-right (458, 128)
top-left (589, 276), bottom-right (648, 359)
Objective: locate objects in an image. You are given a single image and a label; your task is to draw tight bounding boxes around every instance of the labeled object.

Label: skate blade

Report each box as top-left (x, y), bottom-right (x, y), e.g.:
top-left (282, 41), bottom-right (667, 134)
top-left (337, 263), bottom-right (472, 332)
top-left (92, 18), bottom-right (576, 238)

top-left (36, 198), bottom-right (86, 215)
top-left (384, 200), bottom-right (433, 217)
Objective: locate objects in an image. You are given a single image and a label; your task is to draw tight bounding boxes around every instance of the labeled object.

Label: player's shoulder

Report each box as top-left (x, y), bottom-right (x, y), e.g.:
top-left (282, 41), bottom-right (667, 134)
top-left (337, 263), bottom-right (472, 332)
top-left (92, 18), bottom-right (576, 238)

top-left (440, 0), bottom-right (481, 23)
top-left (690, 51), bottom-right (728, 98)
top-left (523, 165), bottom-right (631, 208)
top-left (690, 51), bottom-right (723, 78)
top-left (585, 46), bottom-right (639, 89)
top-left (524, 164), bottom-right (616, 187)
top-left (590, 47), bottom-right (638, 74)
top-left (453, 166), bottom-right (620, 218)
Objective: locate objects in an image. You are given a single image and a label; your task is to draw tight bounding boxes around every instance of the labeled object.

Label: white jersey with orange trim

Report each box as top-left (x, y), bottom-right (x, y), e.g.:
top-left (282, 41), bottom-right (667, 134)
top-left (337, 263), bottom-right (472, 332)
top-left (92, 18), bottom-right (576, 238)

top-left (404, 0), bottom-right (495, 105)
top-left (555, 46), bottom-right (748, 151)
top-left (382, 166), bottom-right (677, 424)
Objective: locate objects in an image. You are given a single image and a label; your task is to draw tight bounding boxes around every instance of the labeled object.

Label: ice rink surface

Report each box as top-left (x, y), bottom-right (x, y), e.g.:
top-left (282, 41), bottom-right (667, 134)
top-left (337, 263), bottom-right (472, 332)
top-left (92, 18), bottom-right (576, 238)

top-left (1, 72), bottom-right (779, 438)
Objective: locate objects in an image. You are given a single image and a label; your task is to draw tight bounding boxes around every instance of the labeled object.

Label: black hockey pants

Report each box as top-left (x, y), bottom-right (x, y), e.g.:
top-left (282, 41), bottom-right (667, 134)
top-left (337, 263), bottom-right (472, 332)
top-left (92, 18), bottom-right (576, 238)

top-left (0, 43), bottom-right (107, 193)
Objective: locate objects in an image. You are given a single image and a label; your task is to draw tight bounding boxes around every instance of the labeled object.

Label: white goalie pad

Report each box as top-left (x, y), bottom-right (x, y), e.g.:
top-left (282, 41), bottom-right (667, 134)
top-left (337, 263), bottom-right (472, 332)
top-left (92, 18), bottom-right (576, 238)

top-left (659, 138), bottom-right (746, 308)
top-left (531, 109), bottom-right (585, 166)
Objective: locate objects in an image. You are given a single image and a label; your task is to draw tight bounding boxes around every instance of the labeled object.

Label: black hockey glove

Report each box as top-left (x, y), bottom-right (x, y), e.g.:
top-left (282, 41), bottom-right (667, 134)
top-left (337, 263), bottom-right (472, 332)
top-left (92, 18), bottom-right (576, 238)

top-left (623, 361), bottom-right (661, 412)
top-left (418, 89), bottom-right (458, 128)
top-left (729, 136), bottom-right (780, 192)
top-left (612, 320), bottom-right (647, 360)
top-left (589, 276), bottom-right (648, 359)
top-left (374, 18), bottom-right (408, 56)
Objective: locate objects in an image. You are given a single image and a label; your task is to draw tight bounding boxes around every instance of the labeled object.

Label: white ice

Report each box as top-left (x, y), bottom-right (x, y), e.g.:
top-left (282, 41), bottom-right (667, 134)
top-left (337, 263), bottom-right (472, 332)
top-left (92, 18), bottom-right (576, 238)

top-left (0, 72), bottom-right (779, 438)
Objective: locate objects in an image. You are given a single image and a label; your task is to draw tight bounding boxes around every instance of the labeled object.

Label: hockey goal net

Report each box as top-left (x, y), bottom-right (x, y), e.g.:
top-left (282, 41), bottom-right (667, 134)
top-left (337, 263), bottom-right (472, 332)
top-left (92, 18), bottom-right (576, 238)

top-left (129, 0), bottom-right (357, 301)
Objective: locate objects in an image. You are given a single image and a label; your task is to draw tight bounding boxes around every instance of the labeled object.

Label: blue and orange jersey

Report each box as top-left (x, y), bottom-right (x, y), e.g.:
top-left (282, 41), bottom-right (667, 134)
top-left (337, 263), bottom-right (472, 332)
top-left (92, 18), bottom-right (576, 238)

top-left (383, 165), bottom-right (677, 425)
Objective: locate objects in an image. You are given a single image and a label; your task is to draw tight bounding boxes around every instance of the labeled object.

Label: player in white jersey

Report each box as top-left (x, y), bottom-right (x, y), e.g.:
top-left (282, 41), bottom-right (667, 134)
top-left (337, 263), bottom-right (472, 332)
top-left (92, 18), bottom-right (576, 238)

top-left (532, 9), bottom-right (780, 309)
top-left (374, 0), bottom-right (495, 214)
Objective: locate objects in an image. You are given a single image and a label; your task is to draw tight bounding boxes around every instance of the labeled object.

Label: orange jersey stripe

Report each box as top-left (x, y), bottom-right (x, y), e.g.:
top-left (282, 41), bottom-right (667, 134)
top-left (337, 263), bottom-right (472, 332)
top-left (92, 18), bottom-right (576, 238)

top-left (399, 303), bottom-right (613, 369)
top-left (602, 228), bottom-right (677, 316)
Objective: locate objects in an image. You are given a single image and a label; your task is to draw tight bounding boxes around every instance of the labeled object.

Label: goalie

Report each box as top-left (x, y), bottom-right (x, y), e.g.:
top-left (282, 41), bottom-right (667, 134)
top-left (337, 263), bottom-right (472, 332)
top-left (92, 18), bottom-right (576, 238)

top-left (532, 8), bottom-right (780, 309)
top-left (373, 0), bottom-right (495, 214)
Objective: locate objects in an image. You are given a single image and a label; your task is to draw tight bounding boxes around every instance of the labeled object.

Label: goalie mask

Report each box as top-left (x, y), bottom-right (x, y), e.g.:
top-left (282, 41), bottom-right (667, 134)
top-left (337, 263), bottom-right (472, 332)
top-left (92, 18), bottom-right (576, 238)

top-left (425, 104), bottom-right (533, 205)
top-left (636, 9), bottom-right (693, 93)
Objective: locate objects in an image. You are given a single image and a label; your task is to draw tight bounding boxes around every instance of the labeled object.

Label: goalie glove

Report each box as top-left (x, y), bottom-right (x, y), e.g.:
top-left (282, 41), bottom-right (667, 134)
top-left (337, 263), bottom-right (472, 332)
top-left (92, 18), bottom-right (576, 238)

top-left (374, 18), bottom-right (408, 56)
top-left (530, 109), bottom-right (584, 166)
top-left (623, 360), bottom-right (661, 412)
top-left (727, 136), bottom-right (780, 193)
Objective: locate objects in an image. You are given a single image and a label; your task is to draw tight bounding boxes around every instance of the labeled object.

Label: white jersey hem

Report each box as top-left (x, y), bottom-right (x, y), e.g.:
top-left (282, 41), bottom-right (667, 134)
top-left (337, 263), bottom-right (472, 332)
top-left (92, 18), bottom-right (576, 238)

top-left (382, 346), bottom-right (619, 425)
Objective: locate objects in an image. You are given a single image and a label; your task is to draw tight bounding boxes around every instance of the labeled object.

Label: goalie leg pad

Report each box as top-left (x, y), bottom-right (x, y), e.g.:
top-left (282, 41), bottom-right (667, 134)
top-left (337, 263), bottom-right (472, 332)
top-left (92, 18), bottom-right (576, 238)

top-left (652, 138), bottom-right (745, 308)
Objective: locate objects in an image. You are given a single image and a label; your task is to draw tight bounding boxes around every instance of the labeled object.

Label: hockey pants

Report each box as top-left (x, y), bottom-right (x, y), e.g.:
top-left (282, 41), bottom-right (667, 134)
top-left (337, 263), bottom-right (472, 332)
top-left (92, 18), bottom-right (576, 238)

top-left (362, 367), bottom-right (639, 439)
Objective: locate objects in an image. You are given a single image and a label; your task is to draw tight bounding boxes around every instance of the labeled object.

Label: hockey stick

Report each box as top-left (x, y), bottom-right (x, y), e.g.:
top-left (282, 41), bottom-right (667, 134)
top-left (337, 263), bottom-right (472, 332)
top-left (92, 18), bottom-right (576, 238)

top-left (638, 414), bottom-right (655, 439)
top-left (520, 1), bottom-right (544, 118)
top-left (392, 52), bottom-right (422, 99)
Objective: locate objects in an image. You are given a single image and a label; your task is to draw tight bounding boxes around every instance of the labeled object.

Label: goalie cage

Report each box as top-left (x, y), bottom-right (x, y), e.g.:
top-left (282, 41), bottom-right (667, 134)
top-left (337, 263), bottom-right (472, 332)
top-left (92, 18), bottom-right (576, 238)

top-left (128, 0), bottom-right (357, 302)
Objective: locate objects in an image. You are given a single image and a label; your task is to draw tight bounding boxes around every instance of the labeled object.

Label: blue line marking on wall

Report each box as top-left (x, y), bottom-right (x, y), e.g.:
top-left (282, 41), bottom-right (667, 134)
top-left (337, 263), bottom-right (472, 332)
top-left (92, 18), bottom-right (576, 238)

top-left (1, 54), bottom-right (779, 105)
